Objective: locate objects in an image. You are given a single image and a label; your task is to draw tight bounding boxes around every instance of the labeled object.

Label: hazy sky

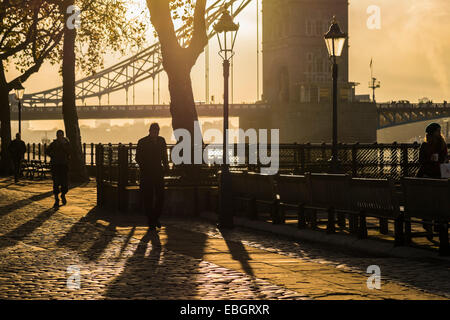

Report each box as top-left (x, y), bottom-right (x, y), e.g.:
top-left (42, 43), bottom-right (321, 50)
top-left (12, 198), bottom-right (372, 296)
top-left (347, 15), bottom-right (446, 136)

top-left (6, 0), bottom-right (450, 105)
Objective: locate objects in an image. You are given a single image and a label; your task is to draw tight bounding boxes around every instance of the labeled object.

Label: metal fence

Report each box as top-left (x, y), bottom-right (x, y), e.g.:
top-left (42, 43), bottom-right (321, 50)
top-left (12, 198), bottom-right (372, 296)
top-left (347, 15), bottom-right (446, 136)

top-left (92, 142), bottom-right (445, 187)
top-left (20, 142), bottom-right (98, 166)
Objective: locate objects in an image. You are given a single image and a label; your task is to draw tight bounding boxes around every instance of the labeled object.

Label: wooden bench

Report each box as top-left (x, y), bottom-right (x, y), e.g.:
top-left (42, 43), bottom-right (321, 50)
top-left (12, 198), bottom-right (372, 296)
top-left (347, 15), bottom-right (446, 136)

top-left (402, 178), bottom-right (450, 255)
top-left (21, 160), bottom-right (51, 180)
top-left (34, 160), bottom-right (51, 179)
top-left (22, 160), bottom-right (35, 179)
top-left (230, 171), bottom-right (252, 218)
top-left (275, 174), bottom-right (310, 228)
top-left (308, 173), bottom-right (351, 233)
top-left (230, 172), bottom-right (278, 223)
top-left (350, 178), bottom-right (404, 245)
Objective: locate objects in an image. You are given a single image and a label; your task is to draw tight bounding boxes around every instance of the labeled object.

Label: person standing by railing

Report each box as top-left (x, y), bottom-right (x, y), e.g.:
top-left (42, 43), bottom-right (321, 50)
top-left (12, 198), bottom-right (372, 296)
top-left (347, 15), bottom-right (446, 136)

top-left (416, 123), bottom-right (448, 239)
top-left (417, 123), bottom-right (448, 179)
top-left (47, 130), bottom-right (71, 208)
top-left (136, 123), bottom-right (169, 231)
top-left (8, 133), bottom-right (26, 183)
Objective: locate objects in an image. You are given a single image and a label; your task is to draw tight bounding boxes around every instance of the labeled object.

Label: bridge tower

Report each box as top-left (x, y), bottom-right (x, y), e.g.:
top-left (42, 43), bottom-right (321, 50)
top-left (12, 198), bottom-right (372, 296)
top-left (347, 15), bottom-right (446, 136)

top-left (262, 0), bottom-right (349, 104)
top-left (257, 0), bottom-right (377, 144)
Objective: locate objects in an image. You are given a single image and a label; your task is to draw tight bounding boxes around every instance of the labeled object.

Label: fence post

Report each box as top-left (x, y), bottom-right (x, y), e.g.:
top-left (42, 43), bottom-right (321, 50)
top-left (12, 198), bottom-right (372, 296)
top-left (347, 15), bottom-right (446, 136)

top-left (391, 142), bottom-right (398, 179)
top-left (108, 143), bottom-right (112, 183)
top-left (118, 144), bottom-right (129, 213)
top-left (38, 143), bottom-right (41, 161)
top-left (27, 143), bottom-right (30, 161)
top-left (90, 143), bottom-right (94, 166)
top-left (44, 143), bottom-right (47, 164)
top-left (83, 143), bottom-right (86, 165)
top-left (299, 144), bottom-right (305, 174)
top-left (351, 143), bottom-right (358, 177)
top-left (129, 143), bottom-right (133, 165)
top-left (401, 144), bottom-right (409, 177)
top-left (321, 142), bottom-right (327, 173)
top-left (256, 143), bottom-right (261, 173)
top-left (32, 143), bottom-right (35, 160)
top-left (96, 144), bottom-right (104, 207)
top-left (244, 142), bottom-right (249, 170)
top-left (379, 143), bottom-right (384, 178)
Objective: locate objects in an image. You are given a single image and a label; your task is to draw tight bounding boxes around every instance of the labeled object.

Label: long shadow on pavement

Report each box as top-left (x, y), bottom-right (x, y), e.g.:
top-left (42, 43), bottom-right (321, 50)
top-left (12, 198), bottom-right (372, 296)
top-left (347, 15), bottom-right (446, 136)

top-left (0, 207), bottom-right (58, 248)
top-left (215, 222), bottom-right (450, 298)
top-left (104, 224), bottom-right (208, 299)
top-left (104, 229), bottom-right (163, 299)
top-left (56, 207), bottom-right (117, 262)
top-left (0, 191), bottom-right (54, 218)
top-left (218, 229), bottom-right (268, 299)
top-left (0, 180), bottom-right (89, 218)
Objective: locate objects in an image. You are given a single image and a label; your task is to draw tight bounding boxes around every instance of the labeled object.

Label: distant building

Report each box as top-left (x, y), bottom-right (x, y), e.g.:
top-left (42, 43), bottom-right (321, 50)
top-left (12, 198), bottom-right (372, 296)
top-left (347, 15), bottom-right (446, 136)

top-left (355, 94), bottom-right (371, 102)
top-left (245, 0), bottom-right (377, 143)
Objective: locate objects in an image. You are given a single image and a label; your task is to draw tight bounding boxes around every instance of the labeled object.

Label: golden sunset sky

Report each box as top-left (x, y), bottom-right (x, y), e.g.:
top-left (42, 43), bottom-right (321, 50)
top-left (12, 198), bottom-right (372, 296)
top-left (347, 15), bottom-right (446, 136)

top-left (6, 0), bottom-right (450, 105)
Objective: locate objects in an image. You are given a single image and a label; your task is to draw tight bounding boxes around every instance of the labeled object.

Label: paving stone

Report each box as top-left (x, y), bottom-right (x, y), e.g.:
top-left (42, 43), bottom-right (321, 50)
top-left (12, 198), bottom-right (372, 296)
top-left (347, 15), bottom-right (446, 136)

top-left (0, 178), bottom-right (449, 300)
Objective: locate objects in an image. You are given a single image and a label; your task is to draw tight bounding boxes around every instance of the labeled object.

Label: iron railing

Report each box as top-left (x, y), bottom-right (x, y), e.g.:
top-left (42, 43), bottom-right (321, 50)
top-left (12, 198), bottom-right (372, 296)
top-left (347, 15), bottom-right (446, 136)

top-left (92, 142), bottom-right (447, 186)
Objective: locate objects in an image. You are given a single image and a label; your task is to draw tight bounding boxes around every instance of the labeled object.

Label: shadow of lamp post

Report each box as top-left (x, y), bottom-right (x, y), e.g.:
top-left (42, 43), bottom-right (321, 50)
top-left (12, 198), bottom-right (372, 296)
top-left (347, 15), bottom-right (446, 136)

top-left (214, 9), bottom-right (239, 229)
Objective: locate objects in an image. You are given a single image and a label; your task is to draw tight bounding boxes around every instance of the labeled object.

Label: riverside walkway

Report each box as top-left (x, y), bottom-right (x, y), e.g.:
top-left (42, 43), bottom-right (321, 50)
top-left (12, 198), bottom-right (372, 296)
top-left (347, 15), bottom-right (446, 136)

top-left (0, 178), bottom-right (449, 300)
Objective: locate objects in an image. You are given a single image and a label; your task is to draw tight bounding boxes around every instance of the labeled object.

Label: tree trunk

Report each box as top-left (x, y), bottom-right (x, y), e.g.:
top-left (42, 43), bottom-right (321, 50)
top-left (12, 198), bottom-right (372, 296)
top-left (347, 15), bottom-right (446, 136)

top-left (62, 0), bottom-right (88, 183)
top-left (163, 52), bottom-right (203, 168)
top-left (0, 62), bottom-right (11, 175)
top-left (146, 0), bottom-right (207, 148)
top-left (166, 63), bottom-right (199, 139)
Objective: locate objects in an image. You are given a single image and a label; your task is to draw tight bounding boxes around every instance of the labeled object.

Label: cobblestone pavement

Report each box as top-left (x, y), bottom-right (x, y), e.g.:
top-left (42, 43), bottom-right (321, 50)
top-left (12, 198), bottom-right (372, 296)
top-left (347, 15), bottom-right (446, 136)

top-left (0, 178), bottom-right (449, 300)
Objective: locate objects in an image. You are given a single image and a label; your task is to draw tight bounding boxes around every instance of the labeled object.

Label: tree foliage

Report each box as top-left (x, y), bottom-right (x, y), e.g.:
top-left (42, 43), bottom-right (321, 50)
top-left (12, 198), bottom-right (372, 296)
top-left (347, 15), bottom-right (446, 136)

top-left (1, 0), bottom-right (148, 79)
top-left (0, 0), bottom-right (63, 88)
top-left (0, 0), bottom-right (148, 173)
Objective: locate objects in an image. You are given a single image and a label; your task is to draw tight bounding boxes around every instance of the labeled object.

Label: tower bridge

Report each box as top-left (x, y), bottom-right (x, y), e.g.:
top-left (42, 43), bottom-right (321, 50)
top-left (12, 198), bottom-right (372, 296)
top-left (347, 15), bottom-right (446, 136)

top-left (10, 103), bottom-right (270, 121)
top-left (11, 102), bottom-right (450, 131)
top-left (12, 0), bottom-right (449, 142)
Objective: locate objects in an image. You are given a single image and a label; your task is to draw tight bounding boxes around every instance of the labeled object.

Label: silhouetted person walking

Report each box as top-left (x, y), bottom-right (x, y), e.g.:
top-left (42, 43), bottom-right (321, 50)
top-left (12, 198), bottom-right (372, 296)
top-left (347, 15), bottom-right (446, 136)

top-left (8, 133), bottom-right (26, 183)
top-left (47, 130), bottom-right (71, 208)
top-left (136, 123), bottom-right (169, 230)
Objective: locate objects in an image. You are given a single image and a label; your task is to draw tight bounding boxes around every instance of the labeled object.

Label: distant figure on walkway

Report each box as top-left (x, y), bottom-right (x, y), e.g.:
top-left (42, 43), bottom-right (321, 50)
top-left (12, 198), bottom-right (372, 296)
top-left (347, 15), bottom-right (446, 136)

top-left (417, 123), bottom-right (448, 179)
top-left (47, 130), bottom-right (71, 208)
top-left (136, 123), bottom-right (169, 230)
top-left (8, 133), bottom-right (26, 183)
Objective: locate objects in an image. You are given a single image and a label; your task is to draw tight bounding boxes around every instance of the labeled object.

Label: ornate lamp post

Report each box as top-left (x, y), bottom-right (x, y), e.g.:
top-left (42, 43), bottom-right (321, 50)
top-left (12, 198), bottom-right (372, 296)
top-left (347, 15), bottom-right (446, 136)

top-left (14, 81), bottom-right (25, 136)
top-left (214, 9), bottom-right (239, 229)
top-left (324, 16), bottom-right (347, 173)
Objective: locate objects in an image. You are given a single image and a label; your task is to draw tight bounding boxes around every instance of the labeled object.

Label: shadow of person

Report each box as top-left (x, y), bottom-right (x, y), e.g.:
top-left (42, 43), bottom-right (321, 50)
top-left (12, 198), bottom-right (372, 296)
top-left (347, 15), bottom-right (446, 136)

top-left (104, 224), bottom-right (211, 299)
top-left (57, 207), bottom-right (117, 261)
top-left (0, 207), bottom-right (59, 248)
top-left (0, 191), bottom-right (55, 218)
top-left (104, 228), bottom-right (163, 299)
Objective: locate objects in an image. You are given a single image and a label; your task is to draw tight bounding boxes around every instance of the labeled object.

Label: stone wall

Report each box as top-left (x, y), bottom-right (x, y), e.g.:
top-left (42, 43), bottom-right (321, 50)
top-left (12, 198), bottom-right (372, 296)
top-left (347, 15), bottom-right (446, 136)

top-left (239, 102), bottom-right (377, 144)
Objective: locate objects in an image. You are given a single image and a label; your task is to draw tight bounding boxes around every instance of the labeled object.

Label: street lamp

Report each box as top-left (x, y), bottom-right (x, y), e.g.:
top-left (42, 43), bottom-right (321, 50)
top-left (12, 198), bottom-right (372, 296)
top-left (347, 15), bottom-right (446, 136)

top-left (324, 16), bottom-right (347, 173)
top-left (14, 81), bottom-right (25, 136)
top-left (214, 9), bottom-right (239, 229)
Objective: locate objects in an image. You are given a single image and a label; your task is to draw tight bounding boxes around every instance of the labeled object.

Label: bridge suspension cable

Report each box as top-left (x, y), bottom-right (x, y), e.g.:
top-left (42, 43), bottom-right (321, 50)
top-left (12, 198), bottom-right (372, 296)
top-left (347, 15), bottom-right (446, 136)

top-left (23, 0), bottom-right (253, 107)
